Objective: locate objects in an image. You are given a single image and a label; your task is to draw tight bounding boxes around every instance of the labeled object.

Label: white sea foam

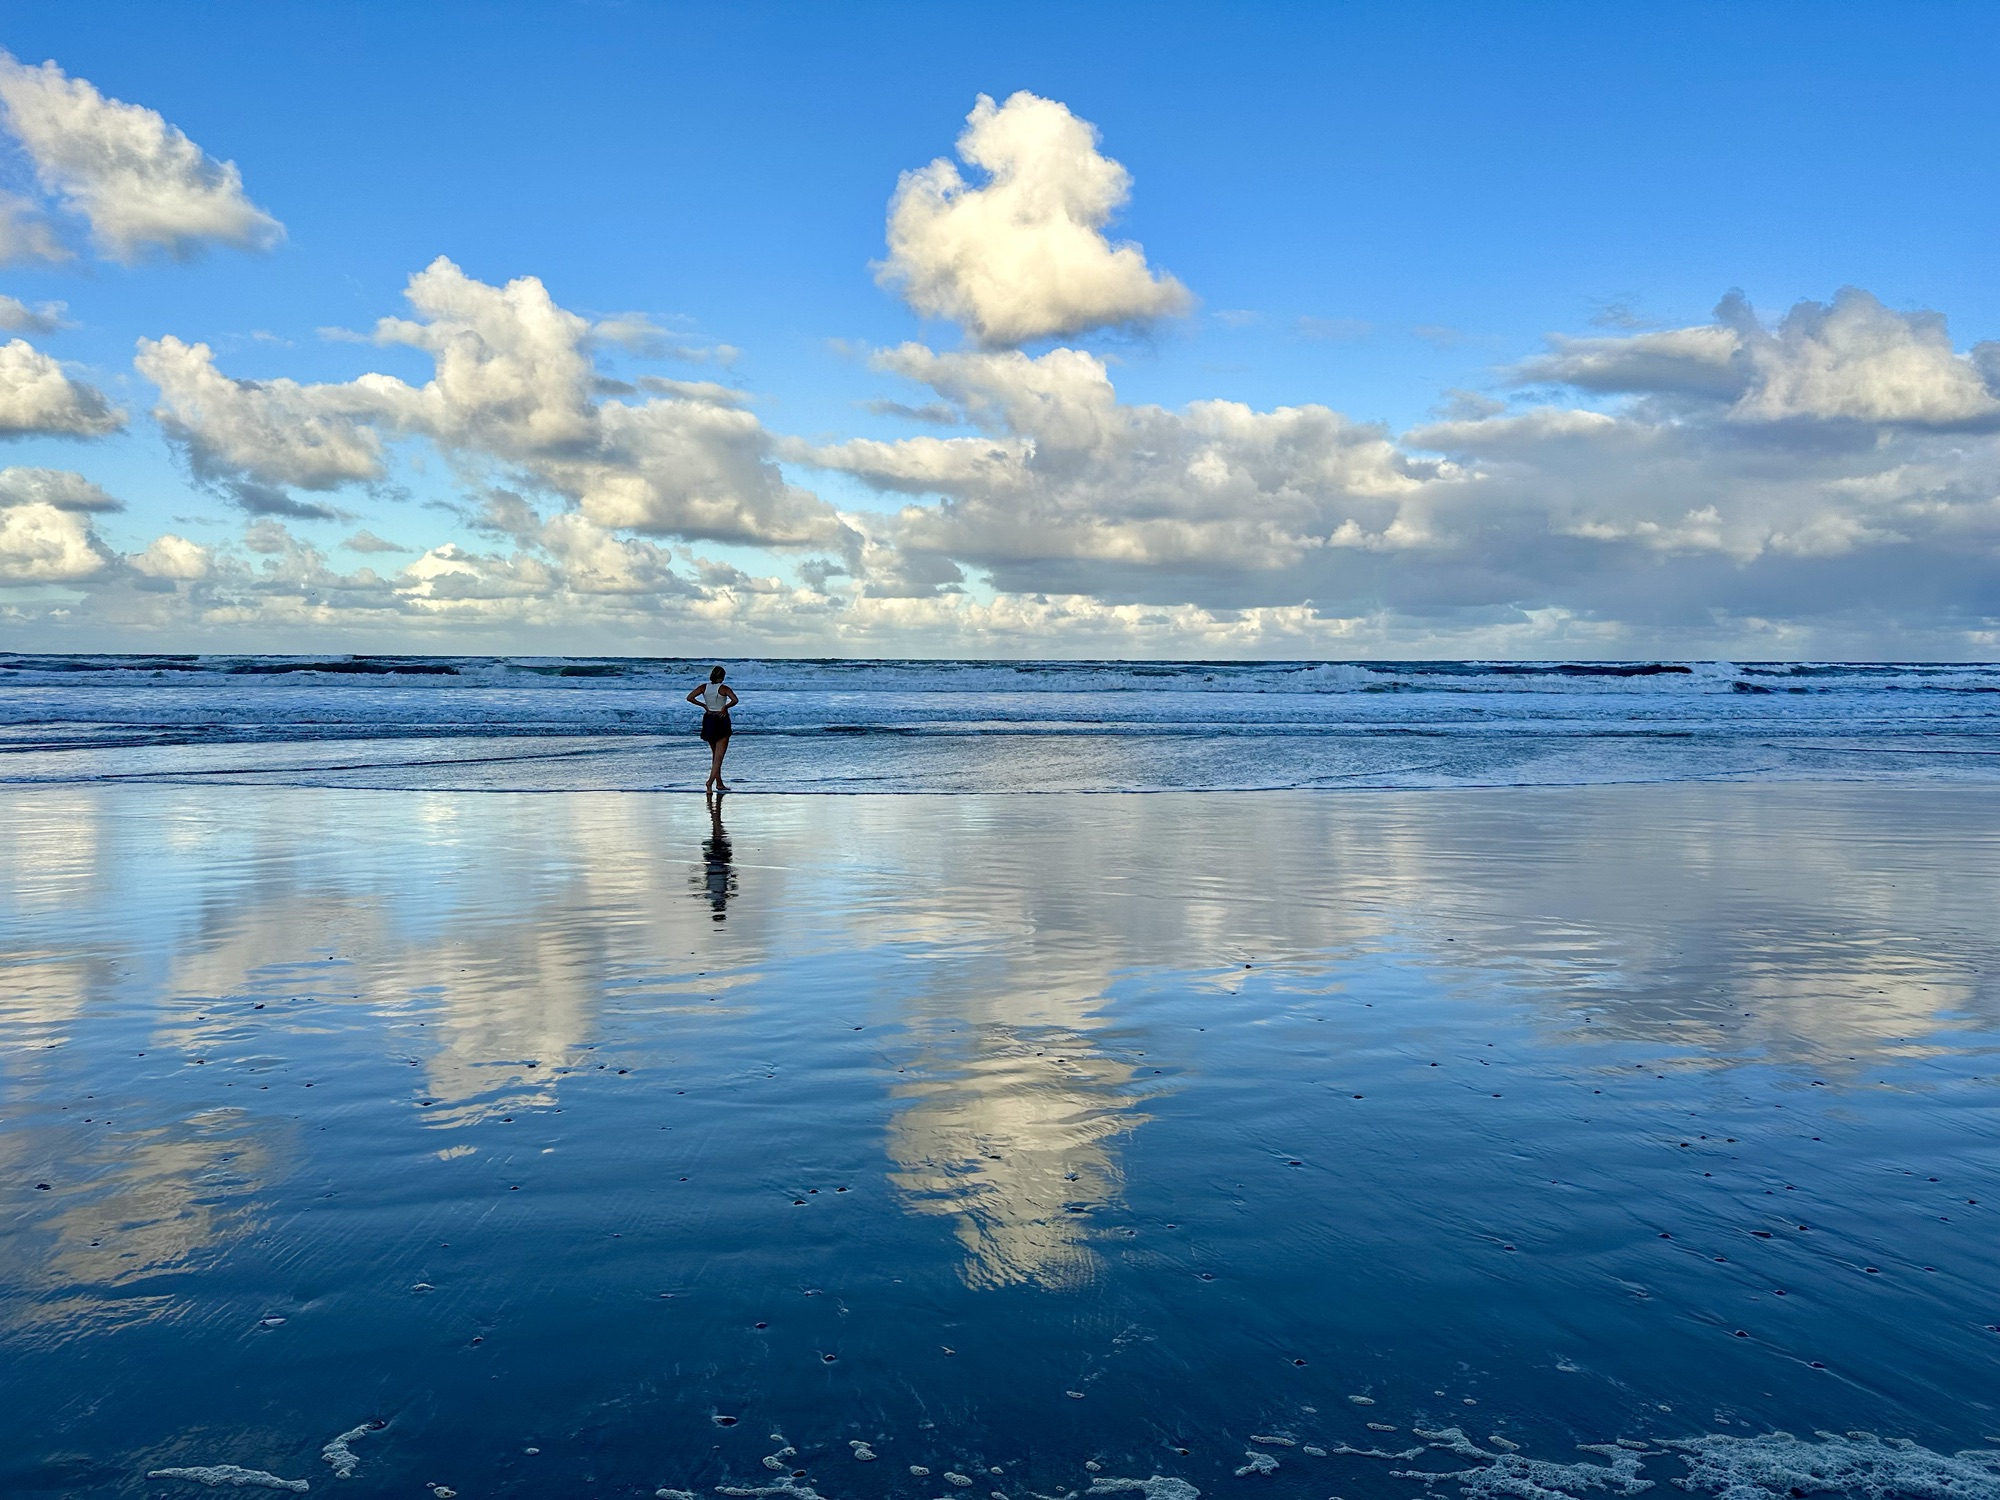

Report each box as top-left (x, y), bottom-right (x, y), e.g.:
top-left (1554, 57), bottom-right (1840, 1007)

top-left (147, 1467), bottom-right (310, 1492)
top-left (319, 1425), bottom-right (372, 1480)
top-left (641, 1424), bottom-right (2000, 1500)
top-left (1328, 1445), bottom-right (1427, 1461)
top-left (1088, 1477), bottom-right (1199, 1500)
top-left (717, 1482), bottom-right (825, 1500)
top-left (1366, 1425), bottom-right (2000, 1500)
top-left (1400, 1452), bottom-right (1652, 1500)
top-left (1665, 1431), bottom-right (2000, 1500)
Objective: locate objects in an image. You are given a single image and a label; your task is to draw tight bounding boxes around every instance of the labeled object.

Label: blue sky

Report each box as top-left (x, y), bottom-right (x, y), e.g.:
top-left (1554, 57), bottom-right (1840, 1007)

top-left (4, 1), bottom-right (2000, 657)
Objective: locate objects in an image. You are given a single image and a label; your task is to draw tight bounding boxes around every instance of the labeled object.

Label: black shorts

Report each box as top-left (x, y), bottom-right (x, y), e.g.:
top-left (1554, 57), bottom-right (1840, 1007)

top-left (699, 712), bottom-right (731, 744)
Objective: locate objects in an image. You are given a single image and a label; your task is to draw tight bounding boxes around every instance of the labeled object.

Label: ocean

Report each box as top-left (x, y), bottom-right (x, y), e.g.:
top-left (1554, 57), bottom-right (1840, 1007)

top-left (7, 655), bottom-right (2000, 791)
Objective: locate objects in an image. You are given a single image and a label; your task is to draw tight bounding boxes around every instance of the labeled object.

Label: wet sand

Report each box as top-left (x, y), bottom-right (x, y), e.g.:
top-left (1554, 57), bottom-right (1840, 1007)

top-left (1, 784), bottom-right (1996, 1497)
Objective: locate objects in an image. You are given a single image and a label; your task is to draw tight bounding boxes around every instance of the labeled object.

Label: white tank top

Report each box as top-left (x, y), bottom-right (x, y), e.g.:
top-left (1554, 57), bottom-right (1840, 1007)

top-left (699, 682), bottom-right (730, 711)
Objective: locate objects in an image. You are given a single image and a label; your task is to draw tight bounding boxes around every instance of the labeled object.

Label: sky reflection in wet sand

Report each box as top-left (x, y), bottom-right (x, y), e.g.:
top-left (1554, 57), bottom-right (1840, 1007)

top-left (0, 784), bottom-right (1995, 1498)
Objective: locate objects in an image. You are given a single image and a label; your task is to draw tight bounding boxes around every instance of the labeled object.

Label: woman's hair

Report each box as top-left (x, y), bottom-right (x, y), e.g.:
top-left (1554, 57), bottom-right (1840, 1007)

top-left (710, 665), bottom-right (726, 682)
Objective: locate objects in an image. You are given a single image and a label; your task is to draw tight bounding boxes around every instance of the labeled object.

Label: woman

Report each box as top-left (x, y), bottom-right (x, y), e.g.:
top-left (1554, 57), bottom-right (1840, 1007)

top-left (686, 665), bottom-right (739, 791)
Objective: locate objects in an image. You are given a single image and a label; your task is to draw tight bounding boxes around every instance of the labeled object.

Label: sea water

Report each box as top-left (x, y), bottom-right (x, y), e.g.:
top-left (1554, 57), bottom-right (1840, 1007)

top-left (1, 660), bottom-right (1997, 1499)
top-left (5, 655), bottom-right (2000, 791)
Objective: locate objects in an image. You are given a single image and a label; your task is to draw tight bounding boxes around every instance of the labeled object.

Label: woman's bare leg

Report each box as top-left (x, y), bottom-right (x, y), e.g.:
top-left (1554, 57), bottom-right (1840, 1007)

top-left (709, 735), bottom-right (729, 790)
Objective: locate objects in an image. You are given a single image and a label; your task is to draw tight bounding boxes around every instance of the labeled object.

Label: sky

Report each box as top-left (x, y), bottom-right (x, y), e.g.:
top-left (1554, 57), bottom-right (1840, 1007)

top-left (4, 0), bottom-right (2000, 660)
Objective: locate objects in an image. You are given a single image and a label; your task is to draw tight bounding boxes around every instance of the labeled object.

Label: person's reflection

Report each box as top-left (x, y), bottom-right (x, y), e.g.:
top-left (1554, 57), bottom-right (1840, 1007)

top-left (696, 790), bottom-right (736, 920)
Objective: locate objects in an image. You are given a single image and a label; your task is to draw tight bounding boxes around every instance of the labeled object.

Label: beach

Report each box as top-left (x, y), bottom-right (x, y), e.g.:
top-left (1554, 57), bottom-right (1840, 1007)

top-left (9, 10), bottom-right (2000, 1495)
top-left (4, 777), bottom-right (1996, 1496)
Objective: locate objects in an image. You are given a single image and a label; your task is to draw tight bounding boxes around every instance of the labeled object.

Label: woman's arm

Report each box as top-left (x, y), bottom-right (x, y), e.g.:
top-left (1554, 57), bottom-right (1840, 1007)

top-left (686, 686), bottom-right (705, 705)
top-left (721, 685), bottom-right (739, 708)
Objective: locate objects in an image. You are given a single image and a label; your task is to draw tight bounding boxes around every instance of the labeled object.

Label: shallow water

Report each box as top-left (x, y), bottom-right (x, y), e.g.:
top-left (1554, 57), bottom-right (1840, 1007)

top-left (2, 782), bottom-right (1997, 1498)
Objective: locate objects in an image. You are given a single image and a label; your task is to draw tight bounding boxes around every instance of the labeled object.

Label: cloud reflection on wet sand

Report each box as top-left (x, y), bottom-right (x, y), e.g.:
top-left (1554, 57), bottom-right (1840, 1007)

top-left (0, 782), bottom-right (1993, 1367)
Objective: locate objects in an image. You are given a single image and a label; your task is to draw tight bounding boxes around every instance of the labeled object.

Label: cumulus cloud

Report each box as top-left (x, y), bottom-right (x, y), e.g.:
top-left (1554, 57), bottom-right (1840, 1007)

top-left (633, 375), bottom-right (751, 406)
top-left (343, 529), bottom-right (411, 554)
top-left (1514, 324), bottom-right (1745, 399)
top-left (0, 463), bottom-right (121, 587)
top-left (139, 335), bottom-right (390, 488)
top-left (1727, 288), bottom-right (2000, 426)
top-left (0, 192), bottom-right (69, 265)
top-left (877, 91), bottom-right (1191, 346)
top-left (35, 277), bottom-right (2000, 656)
top-left (0, 295), bottom-right (67, 334)
top-left (0, 338), bottom-right (123, 437)
top-left (137, 335), bottom-right (386, 517)
top-left (137, 257), bottom-right (852, 548)
top-left (1516, 288), bottom-right (2000, 427)
top-left (130, 532), bottom-right (211, 580)
top-left (800, 341), bottom-right (1439, 595)
top-left (0, 465), bottom-right (121, 512)
top-left (1395, 290), bottom-right (2000, 626)
top-left (780, 282), bottom-right (2000, 645)
top-left (0, 51), bottom-right (283, 262)
top-left (0, 500), bottom-right (111, 582)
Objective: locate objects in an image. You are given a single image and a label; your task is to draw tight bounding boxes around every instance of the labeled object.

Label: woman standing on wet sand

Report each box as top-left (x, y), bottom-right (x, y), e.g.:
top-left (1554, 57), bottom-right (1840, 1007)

top-left (686, 665), bottom-right (738, 791)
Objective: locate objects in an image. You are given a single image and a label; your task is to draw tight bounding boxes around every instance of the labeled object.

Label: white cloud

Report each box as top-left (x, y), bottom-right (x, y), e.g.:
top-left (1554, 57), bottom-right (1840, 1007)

top-left (0, 501), bottom-right (110, 581)
top-left (0, 295), bottom-right (67, 334)
top-left (537, 513), bottom-right (691, 595)
top-left (0, 192), bottom-right (69, 265)
top-left (0, 52), bottom-right (283, 262)
top-left (586, 313), bottom-right (732, 364)
top-left (800, 342), bottom-right (1439, 589)
top-left (343, 529), bottom-right (411, 554)
top-left (633, 375), bottom-right (752, 406)
top-left (0, 338), bottom-right (122, 437)
top-left (877, 91), bottom-right (1191, 346)
top-left (1515, 289), bottom-right (2000, 426)
top-left (1727, 287), bottom-right (2000, 426)
top-left (138, 257), bottom-right (851, 548)
top-left (0, 465), bottom-right (121, 590)
top-left (0, 465), bottom-right (121, 512)
top-left (1514, 325), bottom-right (1745, 399)
top-left (33, 280), bottom-right (2000, 657)
top-left (137, 334), bottom-right (388, 516)
top-left (369, 257), bottom-right (599, 453)
top-left (131, 532), bottom-right (211, 580)
top-left (782, 286), bottom-right (2000, 639)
